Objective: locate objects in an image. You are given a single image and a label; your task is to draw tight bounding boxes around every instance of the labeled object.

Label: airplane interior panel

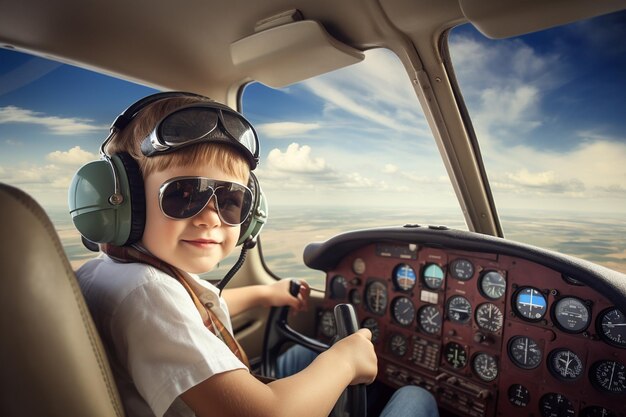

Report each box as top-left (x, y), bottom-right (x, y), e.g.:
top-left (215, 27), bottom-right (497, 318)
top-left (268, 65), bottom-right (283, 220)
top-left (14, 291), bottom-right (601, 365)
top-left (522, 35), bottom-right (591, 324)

top-left (310, 228), bottom-right (626, 417)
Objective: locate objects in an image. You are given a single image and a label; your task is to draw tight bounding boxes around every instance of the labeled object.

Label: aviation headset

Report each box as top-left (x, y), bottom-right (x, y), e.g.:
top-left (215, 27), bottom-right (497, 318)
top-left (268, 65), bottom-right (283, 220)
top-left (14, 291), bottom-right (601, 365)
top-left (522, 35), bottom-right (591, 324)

top-left (68, 91), bottom-right (268, 248)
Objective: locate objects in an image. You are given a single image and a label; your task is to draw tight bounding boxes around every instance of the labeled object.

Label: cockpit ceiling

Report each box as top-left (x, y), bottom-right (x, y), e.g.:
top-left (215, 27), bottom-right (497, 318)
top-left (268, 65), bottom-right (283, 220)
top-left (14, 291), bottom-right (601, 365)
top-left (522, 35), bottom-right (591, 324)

top-left (1, 0), bottom-right (623, 96)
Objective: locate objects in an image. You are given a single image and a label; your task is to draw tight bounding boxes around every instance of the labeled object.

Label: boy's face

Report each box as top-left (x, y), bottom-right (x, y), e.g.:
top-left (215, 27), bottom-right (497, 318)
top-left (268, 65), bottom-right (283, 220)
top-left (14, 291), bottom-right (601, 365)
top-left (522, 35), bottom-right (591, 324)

top-left (141, 163), bottom-right (245, 274)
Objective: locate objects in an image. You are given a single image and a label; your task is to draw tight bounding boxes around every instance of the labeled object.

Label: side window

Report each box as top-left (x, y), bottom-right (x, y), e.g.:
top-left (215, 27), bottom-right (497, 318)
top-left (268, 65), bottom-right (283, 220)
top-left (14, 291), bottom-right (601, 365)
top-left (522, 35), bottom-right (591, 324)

top-left (448, 11), bottom-right (626, 273)
top-left (232, 48), bottom-right (466, 288)
top-left (0, 48), bottom-right (155, 269)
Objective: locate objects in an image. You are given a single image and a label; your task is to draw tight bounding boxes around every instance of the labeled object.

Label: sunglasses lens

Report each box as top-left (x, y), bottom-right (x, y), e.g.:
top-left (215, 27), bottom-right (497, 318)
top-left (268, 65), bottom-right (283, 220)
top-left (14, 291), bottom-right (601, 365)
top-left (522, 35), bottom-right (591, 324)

top-left (161, 178), bottom-right (213, 219)
top-left (214, 183), bottom-right (253, 225)
top-left (160, 178), bottom-right (253, 225)
top-left (160, 108), bottom-right (219, 144)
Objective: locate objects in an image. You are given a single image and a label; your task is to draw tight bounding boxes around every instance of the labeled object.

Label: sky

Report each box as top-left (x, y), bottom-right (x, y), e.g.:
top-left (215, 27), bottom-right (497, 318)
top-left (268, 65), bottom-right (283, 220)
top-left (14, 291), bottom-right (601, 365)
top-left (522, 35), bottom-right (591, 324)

top-left (0, 10), bottom-right (625, 221)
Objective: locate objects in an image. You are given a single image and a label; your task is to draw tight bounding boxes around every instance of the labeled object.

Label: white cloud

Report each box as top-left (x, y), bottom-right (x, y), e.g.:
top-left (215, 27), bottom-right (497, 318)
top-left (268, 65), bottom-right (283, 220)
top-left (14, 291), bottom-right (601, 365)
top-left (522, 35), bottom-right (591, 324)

top-left (383, 164), bottom-right (398, 174)
top-left (46, 146), bottom-right (97, 165)
top-left (266, 143), bottom-right (328, 173)
top-left (257, 122), bottom-right (321, 138)
top-left (301, 49), bottom-right (432, 139)
top-left (447, 31), bottom-right (626, 209)
top-left (0, 106), bottom-right (105, 135)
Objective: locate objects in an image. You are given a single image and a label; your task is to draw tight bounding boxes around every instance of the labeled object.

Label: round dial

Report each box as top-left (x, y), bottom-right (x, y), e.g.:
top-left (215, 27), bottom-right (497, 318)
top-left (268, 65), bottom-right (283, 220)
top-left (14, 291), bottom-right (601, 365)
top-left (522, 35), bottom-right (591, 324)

top-left (508, 384), bottom-right (530, 407)
top-left (539, 393), bottom-right (575, 417)
top-left (423, 264), bottom-right (445, 290)
top-left (479, 271), bottom-right (507, 300)
top-left (447, 295), bottom-right (472, 324)
top-left (450, 258), bottom-right (474, 281)
top-left (514, 287), bottom-right (548, 321)
top-left (389, 333), bottom-right (408, 357)
top-left (329, 275), bottom-right (348, 299)
top-left (580, 406), bottom-right (616, 417)
top-left (349, 289), bottom-right (362, 306)
top-left (548, 349), bottom-right (583, 380)
top-left (597, 308), bottom-right (626, 348)
top-left (508, 335), bottom-right (542, 369)
top-left (472, 352), bottom-right (498, 382)
top-left (319, 310), bottom-right (336, 338)
top-left (361, 317), bottom-right (380, 344)
top-left (553, 297), bottom-right (590, 333)
top-left (391, 296), bottom-right (415, 326)
top-left (590, 360), bottom-right (626, 394)
top-left (444, 342), bottom-right (468, 369)
top-left (365, 281), bottom-right (388, 315)
top-left (475, 303), bottom-right (504, 333)
top-left (393, 263), bottom-right (417, 291)
top-left (352, 258), bottom-right (366, 275)
top-left (418, 304), bottom-right (442, 335)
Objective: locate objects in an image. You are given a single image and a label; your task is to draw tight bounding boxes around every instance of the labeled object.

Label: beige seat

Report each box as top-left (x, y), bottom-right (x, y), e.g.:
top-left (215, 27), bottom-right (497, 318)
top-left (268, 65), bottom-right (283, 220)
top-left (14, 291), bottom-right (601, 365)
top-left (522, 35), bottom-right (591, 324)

top-left (0, 183), bottom-right (124, 417)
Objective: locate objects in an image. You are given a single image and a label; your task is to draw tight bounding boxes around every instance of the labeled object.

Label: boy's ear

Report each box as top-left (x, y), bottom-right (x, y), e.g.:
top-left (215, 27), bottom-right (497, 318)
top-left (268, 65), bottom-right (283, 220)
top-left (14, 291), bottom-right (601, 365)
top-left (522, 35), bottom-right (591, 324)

top-left (237, 172), bottom-right (268, 247)
top-left (69, 152), bottom-right (145, 246)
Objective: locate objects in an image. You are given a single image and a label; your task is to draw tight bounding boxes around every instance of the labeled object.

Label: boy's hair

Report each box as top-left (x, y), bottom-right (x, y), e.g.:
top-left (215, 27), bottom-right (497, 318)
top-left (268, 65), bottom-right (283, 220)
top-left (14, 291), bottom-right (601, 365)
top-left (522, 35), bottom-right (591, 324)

top-left (106, 96), bottom-right (249, 182)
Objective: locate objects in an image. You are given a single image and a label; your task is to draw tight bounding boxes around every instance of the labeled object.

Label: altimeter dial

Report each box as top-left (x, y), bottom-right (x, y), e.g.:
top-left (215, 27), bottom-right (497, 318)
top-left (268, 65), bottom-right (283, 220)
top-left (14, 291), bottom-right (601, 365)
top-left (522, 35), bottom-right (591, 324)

top-left (472, 352), bottom-right (498, 382)
top-left (475, 303), bottom-right (504, 333)
top-left (548, 349), bottom-right (583, 380)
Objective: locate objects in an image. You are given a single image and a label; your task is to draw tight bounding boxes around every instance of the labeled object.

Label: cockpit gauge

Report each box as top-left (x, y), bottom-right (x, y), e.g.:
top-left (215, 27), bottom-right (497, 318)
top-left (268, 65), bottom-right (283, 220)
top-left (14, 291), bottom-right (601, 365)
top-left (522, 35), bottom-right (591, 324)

top-left (479, 270), bottom-right (506, 300)
top-left (552, 297), bottom-right (591, 333)
top-left (475, 303), bottom-right (504, 333)
top-left (539, 393), bottom-right (575, 417)
top-left (361, 317), bottom-right (380, 344)
top-left (580, 406), bottom-right (616, 417)
top-left (446, 295), bottom-right (472, 324)
top-left (508, 384), bottom-right (530, 407)
top-left (590, 360), bottom-right (626, 394)
top-left (548, 349), bottom-right (584, 381)
top-left (472, 352), bottom-right (498, 382)
top-left (365, 281), bottom-right (388, 316)
top-left (444, 342), bottom-right (468, 369)
top-left (508, 335), bottom-right (542, 369)
top-left (352, 258), bottom-right (366, 275)
top-left (418, 304), bottom-right (442, 335)
top-left (329, 275), bottom-right (348, 299)
top-left (422, 264), bottom-right (445, 290)
top-left (349, 289), bottom-right (362, 306)
top-left (391, 296), bottom-right (415, 326)
top-left (449, 258), bottom-right (474, 281)
top-left (389, 333), bottom-right (408, 357)
top-left (514, 287), bottom-right (548, 321)
top-left (597, 307), bottom-right (626, 348)
top-left (392, 263), bottom-right (417, 291)
top-left (319, 310), bottom-right (336, 338)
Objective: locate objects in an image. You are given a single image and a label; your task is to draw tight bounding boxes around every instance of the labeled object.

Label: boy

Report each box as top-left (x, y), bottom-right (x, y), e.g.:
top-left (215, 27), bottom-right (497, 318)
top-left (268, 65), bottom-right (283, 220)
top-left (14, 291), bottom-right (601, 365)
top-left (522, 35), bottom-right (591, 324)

top-left (75, 92), bottom-right (438, 417)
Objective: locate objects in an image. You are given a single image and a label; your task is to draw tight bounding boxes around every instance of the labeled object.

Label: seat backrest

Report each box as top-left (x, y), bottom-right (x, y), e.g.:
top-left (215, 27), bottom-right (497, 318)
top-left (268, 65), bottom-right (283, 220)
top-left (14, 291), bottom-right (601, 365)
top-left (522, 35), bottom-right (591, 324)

top-left (0, 183), bottom-right (125, 417)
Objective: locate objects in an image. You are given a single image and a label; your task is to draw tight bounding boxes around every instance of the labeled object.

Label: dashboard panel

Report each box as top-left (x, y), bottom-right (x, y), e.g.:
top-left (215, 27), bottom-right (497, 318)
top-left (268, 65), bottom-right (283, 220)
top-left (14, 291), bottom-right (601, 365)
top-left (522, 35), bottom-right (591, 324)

top-left (304, 226), bottom-right (626, 417)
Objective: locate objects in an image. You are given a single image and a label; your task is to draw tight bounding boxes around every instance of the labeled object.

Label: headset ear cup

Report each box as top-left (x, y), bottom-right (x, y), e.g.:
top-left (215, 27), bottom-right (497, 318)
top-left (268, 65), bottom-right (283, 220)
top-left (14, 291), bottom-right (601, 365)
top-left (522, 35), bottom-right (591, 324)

top-left (237, 172), bottom-right (268, 247)
top-left (112, 152), bottom-right (145, 245)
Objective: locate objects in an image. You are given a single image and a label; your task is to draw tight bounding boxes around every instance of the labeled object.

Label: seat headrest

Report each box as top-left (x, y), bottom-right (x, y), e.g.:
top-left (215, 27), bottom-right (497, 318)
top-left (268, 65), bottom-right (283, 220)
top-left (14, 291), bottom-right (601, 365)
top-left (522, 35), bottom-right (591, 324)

top-left (0, 183), bottom-right (124, 417)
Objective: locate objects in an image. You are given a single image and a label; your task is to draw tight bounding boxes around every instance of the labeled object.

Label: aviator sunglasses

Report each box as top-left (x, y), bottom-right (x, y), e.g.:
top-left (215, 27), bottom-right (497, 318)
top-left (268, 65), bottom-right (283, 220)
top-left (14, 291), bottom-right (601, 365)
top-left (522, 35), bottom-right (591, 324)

top-left (141, 103), bottom-right (260, 169)
top-left (159, 176), bottom-right (253, 226)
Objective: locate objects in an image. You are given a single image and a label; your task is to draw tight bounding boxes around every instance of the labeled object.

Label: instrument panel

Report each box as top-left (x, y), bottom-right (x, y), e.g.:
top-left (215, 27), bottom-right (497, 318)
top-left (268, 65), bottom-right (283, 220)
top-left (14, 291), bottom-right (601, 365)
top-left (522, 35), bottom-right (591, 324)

top-left (314, 241), bottom-right (626, 417)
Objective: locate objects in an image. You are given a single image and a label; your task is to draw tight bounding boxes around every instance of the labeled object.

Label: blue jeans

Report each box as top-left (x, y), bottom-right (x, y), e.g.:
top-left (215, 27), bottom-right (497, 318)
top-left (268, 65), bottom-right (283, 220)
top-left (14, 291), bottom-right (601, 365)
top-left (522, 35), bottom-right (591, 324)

top-left (277, 345), bottom-right (439, 417)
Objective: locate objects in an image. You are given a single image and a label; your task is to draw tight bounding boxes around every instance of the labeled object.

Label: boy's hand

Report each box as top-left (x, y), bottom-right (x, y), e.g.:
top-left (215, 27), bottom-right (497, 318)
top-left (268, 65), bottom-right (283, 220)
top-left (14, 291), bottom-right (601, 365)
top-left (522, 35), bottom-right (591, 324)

top-left (266, 279), bottom-right (310, 312)
top-left (328, 328), bottom-right (377, 385)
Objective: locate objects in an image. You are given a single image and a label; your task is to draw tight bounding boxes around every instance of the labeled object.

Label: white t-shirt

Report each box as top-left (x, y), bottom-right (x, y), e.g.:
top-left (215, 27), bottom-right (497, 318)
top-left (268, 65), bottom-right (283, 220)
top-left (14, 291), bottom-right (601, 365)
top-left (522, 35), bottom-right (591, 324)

top-left (77, 253), bottom-right (247, 417)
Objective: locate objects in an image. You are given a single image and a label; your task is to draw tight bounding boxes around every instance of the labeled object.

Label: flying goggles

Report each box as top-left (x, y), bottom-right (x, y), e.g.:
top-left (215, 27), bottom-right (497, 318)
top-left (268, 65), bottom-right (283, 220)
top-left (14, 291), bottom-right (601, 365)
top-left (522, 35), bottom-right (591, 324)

top-left (140, 103), bottom-right (259, 169)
